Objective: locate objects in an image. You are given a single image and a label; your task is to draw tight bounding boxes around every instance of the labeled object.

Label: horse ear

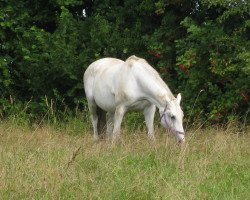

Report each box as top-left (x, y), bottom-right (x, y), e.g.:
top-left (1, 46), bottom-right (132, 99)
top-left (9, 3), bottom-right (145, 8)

top-left (177, 93), bottom-right (181, 104)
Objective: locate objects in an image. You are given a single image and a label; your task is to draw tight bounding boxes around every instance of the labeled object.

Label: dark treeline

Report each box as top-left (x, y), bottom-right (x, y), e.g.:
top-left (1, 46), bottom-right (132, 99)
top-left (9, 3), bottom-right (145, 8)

top-left (0, 0), bottom-right (249, 123)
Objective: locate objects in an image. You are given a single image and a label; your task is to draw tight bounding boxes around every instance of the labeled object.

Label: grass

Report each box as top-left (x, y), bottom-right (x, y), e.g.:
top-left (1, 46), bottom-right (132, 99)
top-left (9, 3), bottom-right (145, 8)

top-left (0, 119), bottom-right (249, 200)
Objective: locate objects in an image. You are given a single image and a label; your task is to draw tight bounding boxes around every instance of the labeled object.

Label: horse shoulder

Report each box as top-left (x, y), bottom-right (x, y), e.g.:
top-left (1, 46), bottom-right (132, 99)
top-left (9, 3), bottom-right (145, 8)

top-left (115, 60), bottom-right (146, 105)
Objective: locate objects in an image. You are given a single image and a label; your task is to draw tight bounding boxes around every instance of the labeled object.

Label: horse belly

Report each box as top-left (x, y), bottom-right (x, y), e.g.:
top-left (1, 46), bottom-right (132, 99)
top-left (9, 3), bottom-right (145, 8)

top-left (94, 88), bottom-right (116, 112)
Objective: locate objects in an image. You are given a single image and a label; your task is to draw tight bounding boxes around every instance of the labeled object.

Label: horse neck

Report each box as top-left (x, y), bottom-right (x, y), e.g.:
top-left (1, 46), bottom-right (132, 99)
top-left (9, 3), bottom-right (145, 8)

top-left (136, 68), bottom-right (175, 109)
top-left (147, 86), bottom-right (174, 109)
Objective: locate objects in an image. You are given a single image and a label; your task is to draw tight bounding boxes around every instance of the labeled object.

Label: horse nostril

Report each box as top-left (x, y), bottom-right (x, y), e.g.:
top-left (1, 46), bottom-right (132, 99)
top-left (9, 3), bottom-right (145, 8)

top-left (176, 131), bottom-right (185, 135)
top-left (179, 140), bottom-right (185, 144)
top-left (178, 138), bottom-right (185, 143)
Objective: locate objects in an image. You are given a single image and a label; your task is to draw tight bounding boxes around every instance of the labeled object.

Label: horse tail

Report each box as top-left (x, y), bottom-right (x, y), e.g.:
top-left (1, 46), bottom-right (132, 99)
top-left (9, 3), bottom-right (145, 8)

top-left (96, 106), bottom-right (106, 138)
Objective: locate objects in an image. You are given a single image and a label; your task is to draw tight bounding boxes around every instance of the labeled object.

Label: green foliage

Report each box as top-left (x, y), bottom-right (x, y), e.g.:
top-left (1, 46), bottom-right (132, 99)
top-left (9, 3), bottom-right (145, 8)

top-left (175, 1), bottom-right (250, 122)
top-left (0, 1), bottom-right (87, 117)
top-left (0, 0), bottom-right (249, 124)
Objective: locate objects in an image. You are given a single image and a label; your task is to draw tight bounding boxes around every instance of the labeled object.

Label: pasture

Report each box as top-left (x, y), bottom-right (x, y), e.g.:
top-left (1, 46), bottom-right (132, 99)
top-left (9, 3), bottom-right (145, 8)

top-left (0, 119), bottom-right (249, 200)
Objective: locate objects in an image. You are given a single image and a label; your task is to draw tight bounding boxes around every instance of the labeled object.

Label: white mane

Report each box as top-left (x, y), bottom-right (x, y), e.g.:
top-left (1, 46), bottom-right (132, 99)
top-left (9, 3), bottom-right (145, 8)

top-left (125, 55), bottom-right (174, 100)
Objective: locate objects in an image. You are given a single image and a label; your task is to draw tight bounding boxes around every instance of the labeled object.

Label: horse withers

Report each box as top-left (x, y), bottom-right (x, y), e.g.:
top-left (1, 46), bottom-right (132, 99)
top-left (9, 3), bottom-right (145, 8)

top-left (84, 55), bottom-right (185, 143)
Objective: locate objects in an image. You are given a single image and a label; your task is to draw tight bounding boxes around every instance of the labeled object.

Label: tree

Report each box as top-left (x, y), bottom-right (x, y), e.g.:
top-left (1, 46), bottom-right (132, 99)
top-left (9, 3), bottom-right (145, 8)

top-left (0, 0), bottom-right (249, 123)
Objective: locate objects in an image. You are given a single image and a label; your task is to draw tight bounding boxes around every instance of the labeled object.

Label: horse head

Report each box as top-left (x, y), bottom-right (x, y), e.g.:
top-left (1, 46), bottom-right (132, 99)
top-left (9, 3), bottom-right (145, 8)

top-left (160, 93), bottom-right (185, 143)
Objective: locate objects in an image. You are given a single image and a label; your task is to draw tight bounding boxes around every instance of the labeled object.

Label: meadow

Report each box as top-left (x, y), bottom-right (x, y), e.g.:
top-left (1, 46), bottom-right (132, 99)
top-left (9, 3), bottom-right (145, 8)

top-left (0, 116), bottom-right (249, 200)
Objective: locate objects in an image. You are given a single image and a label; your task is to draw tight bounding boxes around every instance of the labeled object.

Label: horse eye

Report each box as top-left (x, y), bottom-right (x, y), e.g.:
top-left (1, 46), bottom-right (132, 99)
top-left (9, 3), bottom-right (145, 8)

top-left (171, 115), bottom-right (176, 120)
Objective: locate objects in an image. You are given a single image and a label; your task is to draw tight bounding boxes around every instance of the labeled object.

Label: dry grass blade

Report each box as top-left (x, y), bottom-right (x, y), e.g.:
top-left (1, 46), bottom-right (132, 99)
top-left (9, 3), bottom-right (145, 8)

top-left (65, 145), bottom-right (82, 170)
top-left (0, 121), bottom-right (249, 199)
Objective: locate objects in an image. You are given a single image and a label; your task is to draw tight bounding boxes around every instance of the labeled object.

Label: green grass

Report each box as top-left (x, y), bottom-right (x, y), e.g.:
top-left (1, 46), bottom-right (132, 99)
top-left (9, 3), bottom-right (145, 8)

top-left (0, 120), bottom-right (249, 200)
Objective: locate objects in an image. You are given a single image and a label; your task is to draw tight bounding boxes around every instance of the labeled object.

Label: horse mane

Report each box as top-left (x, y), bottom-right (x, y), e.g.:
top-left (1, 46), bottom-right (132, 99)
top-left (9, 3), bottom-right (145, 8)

top-left (125, 55), bottom-right (175, 99)
top-left (126, 55), bottom-right (140, 61)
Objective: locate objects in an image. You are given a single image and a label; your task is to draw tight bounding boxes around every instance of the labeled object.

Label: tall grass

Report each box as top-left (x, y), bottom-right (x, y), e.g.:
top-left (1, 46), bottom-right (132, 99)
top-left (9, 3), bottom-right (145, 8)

top-left (0, 116), bottom-right (249, 200)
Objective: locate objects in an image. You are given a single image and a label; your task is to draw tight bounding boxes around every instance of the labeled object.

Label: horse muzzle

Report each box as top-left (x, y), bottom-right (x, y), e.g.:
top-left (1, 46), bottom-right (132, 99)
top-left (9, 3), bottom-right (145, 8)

top-left (176, 131), bottom-right (185, 143)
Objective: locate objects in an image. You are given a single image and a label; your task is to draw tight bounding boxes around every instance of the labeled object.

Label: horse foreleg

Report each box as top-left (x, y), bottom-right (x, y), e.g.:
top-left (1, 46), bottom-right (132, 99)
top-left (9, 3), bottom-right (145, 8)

top-left (143, 104), bottom-right (156, 140)
top-left (112, 106), bottom-right (126, 143)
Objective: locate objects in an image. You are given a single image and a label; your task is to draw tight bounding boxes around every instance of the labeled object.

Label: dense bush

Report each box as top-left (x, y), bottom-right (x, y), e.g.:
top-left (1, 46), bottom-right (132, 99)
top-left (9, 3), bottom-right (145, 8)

top-left (175, 1), bottom-right (250, 122)
top-left (0, 0), bottom-right (249, 124)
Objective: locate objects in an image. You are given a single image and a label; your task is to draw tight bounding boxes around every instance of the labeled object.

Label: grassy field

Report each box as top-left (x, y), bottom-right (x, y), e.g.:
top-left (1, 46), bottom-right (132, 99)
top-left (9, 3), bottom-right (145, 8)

top-left (0, 119), bottom-right (249, 200)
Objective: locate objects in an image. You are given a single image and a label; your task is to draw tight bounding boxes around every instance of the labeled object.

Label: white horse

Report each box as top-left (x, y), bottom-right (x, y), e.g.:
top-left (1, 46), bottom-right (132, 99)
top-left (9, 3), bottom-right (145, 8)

top-left (84, 55), bottom-right (185, 143)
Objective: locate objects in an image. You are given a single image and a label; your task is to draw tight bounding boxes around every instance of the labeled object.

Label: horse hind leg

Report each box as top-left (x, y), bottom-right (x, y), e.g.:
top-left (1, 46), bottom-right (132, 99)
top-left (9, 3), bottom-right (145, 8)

top-left (87, 99), bottom-right (106, 142)
top-left (87, 101), bottom-right (99, 142)
top-left (96, 106), bottom-right (106, 139)
top-left (106, 112), bottom-right (114, 140)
